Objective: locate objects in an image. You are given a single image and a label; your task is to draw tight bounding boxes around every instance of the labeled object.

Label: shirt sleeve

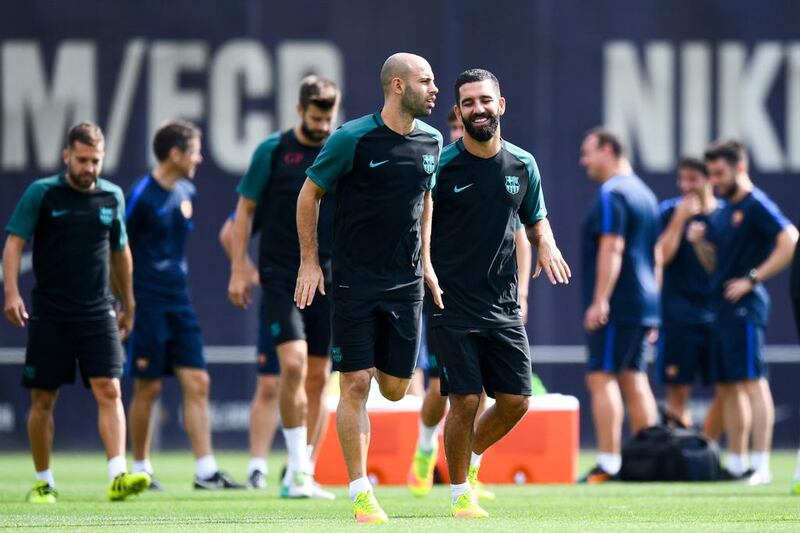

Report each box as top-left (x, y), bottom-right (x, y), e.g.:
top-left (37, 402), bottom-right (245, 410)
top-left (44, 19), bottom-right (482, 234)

top-left (426, 131), bottom-right (443, 191)
top-left (110, 187), bottom-right (128, 250)
top-left (306, 128), bottom-right (357, 191)
top-left (752, 193), bottom-right (790, 241)
top-left (599, 189), bottom-right (627, 237)
top-left (515, 216), bottom-right (523, 231)
top-left (5, 181), bottom-right (47, 241)
top-left (518, 158), bottom-right (548, 225)
top-left (237, 136), bottom-right (279, 201)
top-left (659, 203), bottom-right (674, 232)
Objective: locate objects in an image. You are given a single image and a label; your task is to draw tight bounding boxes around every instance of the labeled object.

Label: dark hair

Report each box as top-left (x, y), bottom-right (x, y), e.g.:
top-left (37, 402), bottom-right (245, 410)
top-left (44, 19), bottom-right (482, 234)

top-left (584, 127), bottom-right (623, 158)
top-left (454, 68), bottom-right (500, 105)
top-left (703, 138), bottom-right (747, 167)
top-left (153, 120), bottom-right (202, 162)
top-left (66, 121), bottom-right (104, 148)
top-left (678, 156), bottom-right (708, 176)
top-left (447, 108), bottom-right (458, 123)
top-left (299, 75), bottom-right (339, 111)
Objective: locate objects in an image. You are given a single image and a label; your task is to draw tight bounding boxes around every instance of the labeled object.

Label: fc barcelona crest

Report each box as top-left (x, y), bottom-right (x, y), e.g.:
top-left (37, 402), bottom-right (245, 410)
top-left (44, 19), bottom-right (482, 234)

top-left (99, 207), bottom-right (114, 226)
top-left (422, 154), bottom-right (436, 174)
top-left (505, 175), bottom-right (520, 195)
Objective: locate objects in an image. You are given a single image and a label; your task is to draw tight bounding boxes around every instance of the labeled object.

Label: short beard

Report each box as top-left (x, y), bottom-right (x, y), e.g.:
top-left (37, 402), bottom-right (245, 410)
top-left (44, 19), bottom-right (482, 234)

top-left (719, 180), bottom-right (739, 199)
top-left (67, 168), bottom-right (97, 190)
top-left (401, 91), bottom-right (431, 118)
top-left (301, 122), bottom-right (327, 143)
top-left (462, 112), bottom-right (499, 142)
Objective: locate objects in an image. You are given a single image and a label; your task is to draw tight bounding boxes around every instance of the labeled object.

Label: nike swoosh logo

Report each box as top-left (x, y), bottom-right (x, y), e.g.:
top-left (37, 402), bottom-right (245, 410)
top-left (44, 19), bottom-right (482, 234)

top-left (369, 160), bottom-right (389, 168)
top-left (51, 209), bottom-right (69, 218)
top-left (453, 184), bottom-right (474, 193)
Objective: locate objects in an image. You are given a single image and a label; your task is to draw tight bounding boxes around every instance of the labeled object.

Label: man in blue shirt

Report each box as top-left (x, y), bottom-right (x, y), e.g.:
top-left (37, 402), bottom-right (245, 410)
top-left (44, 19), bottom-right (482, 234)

top-left (579, 128), bottom-right (660, 483)
top-left (655, 157), bottom-right (719, 427)
top-left (126, 121), bottom-right (243, 490)
top-left (698, 139), bottom-right (798, 484)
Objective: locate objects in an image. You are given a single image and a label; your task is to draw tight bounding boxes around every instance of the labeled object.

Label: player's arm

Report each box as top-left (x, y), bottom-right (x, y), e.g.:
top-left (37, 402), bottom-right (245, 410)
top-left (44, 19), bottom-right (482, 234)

top-left (657, 197), bottom-right (700, 267)
top-left (421, 190), bottom-right (443, 309)
top-left (2, 234), bottom-right (29, 327)
top-left (228, 196), bottom-right (258, 309)
top-left (219, 216), bottom-right (259, 287)
top-left (295, 178), bottom-right (326, 309)
top-left (585, 235), bottom-right (625, 332)
top-left (724, 224), bottom-right (800, 303)
top-left (515, 226), bottom-right (532, 323)
top-left (685, 221), bottom-right (716, 273)
top-left (110, 244), bottom-right (135, 340)
top-left (527, 218), bottom-right (571, 285)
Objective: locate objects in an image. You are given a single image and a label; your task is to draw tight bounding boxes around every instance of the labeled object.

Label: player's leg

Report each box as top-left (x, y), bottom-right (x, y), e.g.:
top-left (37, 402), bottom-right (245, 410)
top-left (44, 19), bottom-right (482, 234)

top-left (712, 311), bottom-right (756, 478)
top-left (744, 377), bottom-right (773, 484)
top-left (618, 327), bottom-right (657, 434)
top-left (79, 316), bottom-right (149, 500)
top-left (171, 308), bottom-right (243, 489)
top-left (665, 385), bottom-right (691, 426)
top-left (248, 373), bottom-right (279, 488)
top-left (434, 325), bottom-right (488, 518)
top-left (469, 326), bottom-right (531, 502)
top-left (129, 378), bottom-right (162, 478)
top-left (332, 299), bottom-right (387, 523)
top-left (22, 318), bottom-right (69, 502)
top-left (659, 321), bottom-right (700, 427)
top-left (27, 389), bottom-right (59, 502)
top-left (582, 323), bottom-right (625, 481)
top-left (126, 306), bottom-right (168, 486)
top-left (702, 393), bottom-right (723, 440)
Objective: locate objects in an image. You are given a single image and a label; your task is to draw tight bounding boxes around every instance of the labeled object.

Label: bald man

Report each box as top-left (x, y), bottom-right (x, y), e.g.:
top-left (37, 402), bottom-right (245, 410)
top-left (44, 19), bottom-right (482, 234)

top-left (295, 53), bottom-right (443, 524)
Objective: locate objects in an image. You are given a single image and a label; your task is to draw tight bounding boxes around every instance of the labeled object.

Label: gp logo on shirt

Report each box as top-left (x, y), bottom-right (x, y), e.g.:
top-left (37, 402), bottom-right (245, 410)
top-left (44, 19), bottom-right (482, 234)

top-left (505, 175), bottom-right (520, 195)
top-left (422, 154), bottom-right (436, 174)
top-left (99, 207), bottom-right (114, 226)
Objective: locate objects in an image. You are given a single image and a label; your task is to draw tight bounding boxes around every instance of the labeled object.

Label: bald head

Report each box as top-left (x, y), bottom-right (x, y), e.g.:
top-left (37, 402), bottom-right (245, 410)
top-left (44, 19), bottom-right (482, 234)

top-left (380, 53), bottom-right (431, 96)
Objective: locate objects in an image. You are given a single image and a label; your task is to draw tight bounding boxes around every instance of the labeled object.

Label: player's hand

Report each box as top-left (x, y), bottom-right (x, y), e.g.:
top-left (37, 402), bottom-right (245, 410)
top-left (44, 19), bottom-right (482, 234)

top-left (117, 308), bottom-right (134, 341)
top-left (675, 194), bottom-right (701, 221)
top-left (520, 296), bottom-right (529, 324)
top-left (3, 292), bottom-right (29, 327)
top-left (583, 299), bottom-right (609, 332)
top-left (534, 239), bottom-right (571, 285)
top-left (424, 266), bottom-right (444, 309)
top-left (295, 260), bottom-right (325, 309)
top-left (245, 258), bottom-right (261, 287)
top-left (724, 277), bottom-right (753, 303)
top-left (228, 267), bottom-right (252, 309)
top-left (686, 221), bottom-right (707, 243)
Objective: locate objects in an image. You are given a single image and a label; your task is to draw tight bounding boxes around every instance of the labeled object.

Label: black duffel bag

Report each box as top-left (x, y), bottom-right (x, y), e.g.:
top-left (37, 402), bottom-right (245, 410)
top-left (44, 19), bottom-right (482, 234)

top-left (619, 413), bottom-right (723, 482)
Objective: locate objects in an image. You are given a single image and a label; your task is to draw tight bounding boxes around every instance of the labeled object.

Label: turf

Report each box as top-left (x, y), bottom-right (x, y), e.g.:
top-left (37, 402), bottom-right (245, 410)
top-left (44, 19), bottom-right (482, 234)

top-left (1, 451), bottom-right (798, 531)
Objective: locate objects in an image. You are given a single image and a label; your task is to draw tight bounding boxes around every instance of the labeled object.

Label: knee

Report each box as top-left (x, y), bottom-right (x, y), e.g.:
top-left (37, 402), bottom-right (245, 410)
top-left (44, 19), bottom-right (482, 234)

top-left (254, 378), bottom-right (279, 403)
top-left (134, 379), bottom-right (162, 403)
top-left (92, 378), bottom-right (122, 404)
top-left (500, 396), bottom-right (529, 421)
top-left (449, 394), bottom-right (481, 417)
top-left (377, 379), bottom-right (409, 402)
top-left (305, 367), bottom-right (328, 395)
top-left (30, 390), bottom-right (57, 413)
top-left (184, 372), bottom-right (210, 400)
top-left (280, 355), bottom-right (306, 388)
top-left (341, 372), bottom-right (371, 401)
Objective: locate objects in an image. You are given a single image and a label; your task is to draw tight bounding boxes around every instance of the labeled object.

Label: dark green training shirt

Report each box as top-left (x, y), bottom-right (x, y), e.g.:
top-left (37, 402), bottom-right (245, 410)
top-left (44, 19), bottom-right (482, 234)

top-left (430, 139), bottom-right (547, 328)
top-left (306, 112), bottom-right (442, 301)
top-left (5, 175), bottom-right (127, 320)
top-left (237, 129), bottom-right (332, 286)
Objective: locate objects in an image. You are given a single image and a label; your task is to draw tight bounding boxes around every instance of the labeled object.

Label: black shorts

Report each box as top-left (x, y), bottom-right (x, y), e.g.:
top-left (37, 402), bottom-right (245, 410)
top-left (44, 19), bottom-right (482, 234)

top-left (419, 315), bottom-right (440, 379)
top-left (257, 297), bottom-right (280, 375)
top-left (22, 315), bottom-right (124, 390)
top-left (263, 282), bottom-right (331, 357)
top-left (125, 305), bottom-right (204, 379)
top-left (331, 298), bottom-right (422, 378)
top-left (586, 323), bottom-right (648, 374)
top-left (428, 325), bottom-right (532, 398)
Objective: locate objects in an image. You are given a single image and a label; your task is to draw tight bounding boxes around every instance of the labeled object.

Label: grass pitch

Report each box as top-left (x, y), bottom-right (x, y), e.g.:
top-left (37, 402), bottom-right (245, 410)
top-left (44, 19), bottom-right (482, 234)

top-left (1, 451), bottom-right (798, 531)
